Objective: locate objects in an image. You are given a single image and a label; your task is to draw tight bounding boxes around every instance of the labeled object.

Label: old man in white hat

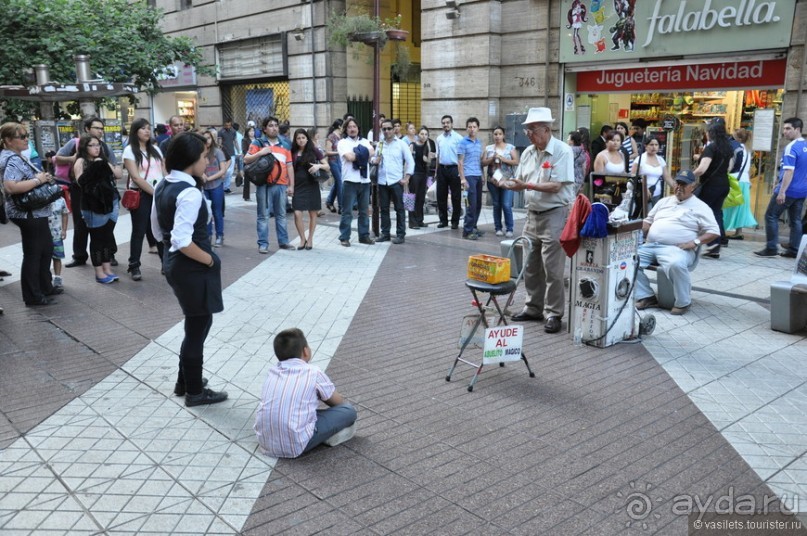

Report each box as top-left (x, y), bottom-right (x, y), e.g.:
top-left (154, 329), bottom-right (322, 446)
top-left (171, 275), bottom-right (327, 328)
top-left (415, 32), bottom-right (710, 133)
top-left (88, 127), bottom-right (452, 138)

top-left (504, 107), bottom-right (575, 333)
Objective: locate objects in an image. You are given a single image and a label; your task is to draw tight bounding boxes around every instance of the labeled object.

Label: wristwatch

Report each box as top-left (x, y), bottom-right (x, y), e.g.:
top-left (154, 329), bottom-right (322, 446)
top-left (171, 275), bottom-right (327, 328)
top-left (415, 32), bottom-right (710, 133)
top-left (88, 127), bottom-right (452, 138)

top-left (693, 238), bottom-right (701, 246)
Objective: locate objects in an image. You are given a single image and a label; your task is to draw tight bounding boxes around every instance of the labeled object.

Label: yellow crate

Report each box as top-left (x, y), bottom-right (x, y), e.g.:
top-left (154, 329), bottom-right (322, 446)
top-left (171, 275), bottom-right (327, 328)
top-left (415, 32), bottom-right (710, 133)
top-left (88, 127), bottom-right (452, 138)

top-left (467, 254), bottom-right (511, 284)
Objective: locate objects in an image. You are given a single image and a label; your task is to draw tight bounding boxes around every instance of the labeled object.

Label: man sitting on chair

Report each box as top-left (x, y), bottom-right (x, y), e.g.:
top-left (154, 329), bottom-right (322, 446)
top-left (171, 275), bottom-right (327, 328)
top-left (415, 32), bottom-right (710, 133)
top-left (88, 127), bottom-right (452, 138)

top-left (635, 170), bottom-right (719, 315)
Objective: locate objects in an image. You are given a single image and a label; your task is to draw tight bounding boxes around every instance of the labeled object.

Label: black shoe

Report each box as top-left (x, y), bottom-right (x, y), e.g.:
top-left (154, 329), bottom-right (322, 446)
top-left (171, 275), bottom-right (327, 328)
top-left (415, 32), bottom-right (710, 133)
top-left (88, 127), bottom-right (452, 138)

top-left (392, 237), bottom-right (405, 244)
top-left (376, 235), bottom-right (391, 243)
top-left (703, 252), bottom-right (720, 259)
top-left (185, 388), bottom-right (228, 407)
top-left (224, 189), bottom-right (232, 194)
top-left (780, 250), bottom-right (798, 258)
top-left (174, 377), bottom-right (208, 396)
top-left (720, 239), bottom-right (729, 246)
top-left (754, 249), bottom-right (778, 257)
top-left (451, 224), bottom-right (459, 230)
top-left (437, 222), bottom-right (448, 228)
top-left (46, 287), bottom-right (64, 296)
top-left (359, 237), bottom-right (376, 245)
top-left (128, 266), bottom-right (142, 281)
top-left (278, 244), bottom-right (296, 250)
top-left (326, 202), bottom-right (336, 213)
top-left (65, 260), bottom-right (87, 268)
top-left (462, 233), bottom-right (479, 240)
top-left (544, 316), bottom-right (562, 333)
top-left (110, 257), bottom-right (119, 267)
top-left (25, 297), bottom-right (56, 306)
top-left (727, 234), bottom-right (744, 240)
top-left (511, 310), bottom-right (544, 322)
top-left (340, 240), bottom-right (351, 247)
top-left (636, 296), bottom-right (659, 310)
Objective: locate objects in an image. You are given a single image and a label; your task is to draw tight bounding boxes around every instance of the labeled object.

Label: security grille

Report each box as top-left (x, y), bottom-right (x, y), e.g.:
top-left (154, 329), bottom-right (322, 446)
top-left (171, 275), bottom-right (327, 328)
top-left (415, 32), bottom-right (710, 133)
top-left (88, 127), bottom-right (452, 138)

top-left (222, 81), bottom-right (291, 130)
top-left (391, 64), bottom-right (421, 126)
top-left (347, 95), bottom-right (373, 136)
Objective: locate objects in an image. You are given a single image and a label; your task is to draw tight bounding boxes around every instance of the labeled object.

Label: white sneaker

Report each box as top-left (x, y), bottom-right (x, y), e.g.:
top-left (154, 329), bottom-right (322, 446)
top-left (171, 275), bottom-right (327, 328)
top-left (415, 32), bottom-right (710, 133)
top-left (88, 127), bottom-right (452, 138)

top-left (495, 230), bottom-right (504, 237)
top-left (505, 231), bottom-right (514, 238)
top-left (324, 423), bottom-right (356, 447)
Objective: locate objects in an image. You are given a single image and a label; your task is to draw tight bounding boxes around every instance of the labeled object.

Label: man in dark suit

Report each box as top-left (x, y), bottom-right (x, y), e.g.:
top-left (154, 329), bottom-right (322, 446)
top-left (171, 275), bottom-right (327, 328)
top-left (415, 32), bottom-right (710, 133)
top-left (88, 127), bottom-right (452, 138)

top-left (590, 124), bottom-right (612, 159)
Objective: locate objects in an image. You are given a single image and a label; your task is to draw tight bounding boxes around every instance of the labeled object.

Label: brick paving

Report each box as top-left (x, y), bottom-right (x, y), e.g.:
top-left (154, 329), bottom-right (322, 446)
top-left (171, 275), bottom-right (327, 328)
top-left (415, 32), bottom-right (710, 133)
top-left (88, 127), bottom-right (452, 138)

top-left (0, 193), bottom-right (805, 535)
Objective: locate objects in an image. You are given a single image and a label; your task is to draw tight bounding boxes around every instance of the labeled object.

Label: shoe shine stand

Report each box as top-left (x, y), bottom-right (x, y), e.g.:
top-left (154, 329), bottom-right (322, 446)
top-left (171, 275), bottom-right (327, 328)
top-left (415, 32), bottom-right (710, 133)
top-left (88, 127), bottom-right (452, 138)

top-left (446, 237), bottom-right (536, 391)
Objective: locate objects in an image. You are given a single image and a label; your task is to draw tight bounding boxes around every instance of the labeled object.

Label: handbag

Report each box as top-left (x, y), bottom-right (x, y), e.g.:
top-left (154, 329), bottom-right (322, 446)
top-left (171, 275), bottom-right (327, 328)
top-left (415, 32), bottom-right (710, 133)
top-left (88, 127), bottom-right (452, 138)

top-left (723, 148), bottom-right (749, 209)
top-left (121, 159), bottom-right (150, 211)
top-left (245, 139), bottom-right (281, 186)
top-left (12, 182), bottom-right (63, 211)
top-left (403, 184), bottom-right (416, 212)
top-left (311, 167), bottom-right (330, 182)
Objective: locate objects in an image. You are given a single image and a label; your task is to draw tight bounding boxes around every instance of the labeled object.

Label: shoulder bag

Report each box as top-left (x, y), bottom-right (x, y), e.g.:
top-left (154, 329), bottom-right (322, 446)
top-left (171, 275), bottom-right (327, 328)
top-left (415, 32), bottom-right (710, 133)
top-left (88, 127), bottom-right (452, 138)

top-left (723, 149), bottom-right (748, 209)
top-left (245, 139), bottom-right (281, 186)
top-left (5, 155), bottom-right (63, 212)
top-left (122, 158), bottom-right (151, 211)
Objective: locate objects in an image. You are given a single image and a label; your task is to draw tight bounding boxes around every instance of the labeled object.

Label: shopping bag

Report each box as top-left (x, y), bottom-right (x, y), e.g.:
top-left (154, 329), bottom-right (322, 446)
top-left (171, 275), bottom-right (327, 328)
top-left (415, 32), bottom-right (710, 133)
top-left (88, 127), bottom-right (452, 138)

top-left (723, 173), bottom-right (743, 209)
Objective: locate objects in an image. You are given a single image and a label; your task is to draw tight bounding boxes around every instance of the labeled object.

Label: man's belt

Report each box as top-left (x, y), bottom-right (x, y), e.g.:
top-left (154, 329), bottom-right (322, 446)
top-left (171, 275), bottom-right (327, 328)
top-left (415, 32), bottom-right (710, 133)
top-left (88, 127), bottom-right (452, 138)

top-left (530, 206), bottom-right (565, 215)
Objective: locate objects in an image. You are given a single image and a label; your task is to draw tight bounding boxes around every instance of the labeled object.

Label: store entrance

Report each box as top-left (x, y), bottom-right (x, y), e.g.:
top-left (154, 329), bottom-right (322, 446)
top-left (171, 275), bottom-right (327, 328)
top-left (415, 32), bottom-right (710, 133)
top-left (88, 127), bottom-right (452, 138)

top-left (577, 88), bottom-right (783, 223)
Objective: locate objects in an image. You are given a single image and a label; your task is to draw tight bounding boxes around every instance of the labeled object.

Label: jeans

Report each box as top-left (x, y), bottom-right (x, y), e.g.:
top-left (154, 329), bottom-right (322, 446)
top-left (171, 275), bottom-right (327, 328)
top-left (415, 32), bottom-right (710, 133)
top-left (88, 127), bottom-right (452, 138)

top-left (636, 242), bottom-right (696, 308)
top-left (326, 160), bottom-right (343, 209)
top-left (256, 183), bottom-right (289, 247)
top-left (463, 175), bottom-right (482, 234)
top-left (378, 182), bottom-right (406, 238)
top-left (223, 156), bottom-right (235, 190)
top-left (339, 181), bottom-right (370, 241)
top-left (128, 192), bottom-right (154, 269)
top-left (302, 403), bottom-right (358, 453)
top-left (205, 185), bottom-right (225, 239)
top-left (764, 195), bottom-right (805, 254)
top-left (488, 180), bottom-right (514, 232)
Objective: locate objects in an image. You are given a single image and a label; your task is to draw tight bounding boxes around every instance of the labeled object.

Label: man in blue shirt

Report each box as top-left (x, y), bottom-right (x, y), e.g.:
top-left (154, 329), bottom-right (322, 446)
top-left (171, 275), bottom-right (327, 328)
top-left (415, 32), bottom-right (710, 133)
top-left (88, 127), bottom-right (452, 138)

top-left (755, 117), bottom-right (807, 258)
top-left (458, 117), bottom-right (485, 240)
top-left (373, 119), bottom-right (415, 244)
top-left (435, 115), bottom-right (464, 229)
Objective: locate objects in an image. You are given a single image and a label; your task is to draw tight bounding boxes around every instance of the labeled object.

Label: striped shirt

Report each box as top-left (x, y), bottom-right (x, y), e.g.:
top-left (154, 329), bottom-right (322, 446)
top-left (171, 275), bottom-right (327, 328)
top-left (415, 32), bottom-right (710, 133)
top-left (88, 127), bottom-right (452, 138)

top-left (254, 358), bottom-right (335, 458)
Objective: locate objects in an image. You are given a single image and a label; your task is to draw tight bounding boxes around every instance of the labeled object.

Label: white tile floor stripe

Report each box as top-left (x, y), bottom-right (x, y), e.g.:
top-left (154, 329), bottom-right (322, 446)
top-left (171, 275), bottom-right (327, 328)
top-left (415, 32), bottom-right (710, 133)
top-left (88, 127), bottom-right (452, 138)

top-left (0, 199), bottom-right (460, 535)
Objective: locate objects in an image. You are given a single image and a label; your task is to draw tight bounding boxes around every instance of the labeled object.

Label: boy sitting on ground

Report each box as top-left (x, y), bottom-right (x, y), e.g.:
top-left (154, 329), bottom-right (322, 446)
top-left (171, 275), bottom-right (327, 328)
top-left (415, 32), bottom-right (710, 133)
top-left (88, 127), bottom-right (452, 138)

top-left (254, 328), bottom-right (357, 458)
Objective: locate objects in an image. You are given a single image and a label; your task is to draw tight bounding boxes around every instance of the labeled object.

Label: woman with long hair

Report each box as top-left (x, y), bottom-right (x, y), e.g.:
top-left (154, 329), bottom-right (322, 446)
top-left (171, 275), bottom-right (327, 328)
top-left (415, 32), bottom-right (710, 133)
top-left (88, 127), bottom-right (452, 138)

top-left (199, 129), bottom-right (227, 247)
top-left (73, 135), bottom-right (122, 283)
top-left (325, 119), bottom-right (343, 213)
top-left (576, 127), bottom-right (593, 177)
top-left (409, 126), bottom-right (436, 229)
top-left (723, 128), bottom-right (758, 239)
top-left (123, 118), bottom-right (165, 281)
top-left (151, 132), bottom-right (227, 407)
top-left (241, 125), bottom-right (256, 201)
top-left (593, 131), bottom-right (628, 174)
top-left (482, 126), bottom-right (518, 237)
top-left (694, 121), bottom-right (735, 259)
top-left (0, 122), bottom-right (61, 306)
top-left (615, 122), bottom-right (638, 162)
top-left (292, 128), bottom-right (328, 250)
top-left (631, 135), bottom-right (674, 211)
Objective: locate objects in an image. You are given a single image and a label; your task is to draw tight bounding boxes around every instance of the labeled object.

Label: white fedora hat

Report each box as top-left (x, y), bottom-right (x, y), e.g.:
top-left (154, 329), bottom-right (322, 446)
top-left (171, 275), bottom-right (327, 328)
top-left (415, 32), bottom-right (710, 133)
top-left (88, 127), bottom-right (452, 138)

top-left (522, 107), bottom-right (555, 125)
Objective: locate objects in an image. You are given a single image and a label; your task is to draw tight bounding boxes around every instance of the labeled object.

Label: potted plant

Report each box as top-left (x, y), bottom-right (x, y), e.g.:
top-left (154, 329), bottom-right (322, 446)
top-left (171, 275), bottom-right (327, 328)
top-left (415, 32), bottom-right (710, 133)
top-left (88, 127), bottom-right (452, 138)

top-left (327, 9), bottom-right (387, 49)
top-left (382, 15), bottom-right (408, 41)
top-left (391, 43), bottom-right (412, 80)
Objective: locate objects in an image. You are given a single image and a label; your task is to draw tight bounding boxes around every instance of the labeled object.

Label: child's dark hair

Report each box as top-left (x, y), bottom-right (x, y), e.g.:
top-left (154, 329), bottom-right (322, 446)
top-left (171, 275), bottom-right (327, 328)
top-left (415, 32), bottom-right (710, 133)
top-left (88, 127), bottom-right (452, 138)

top-left (274, 328), bottom-right (308, 360)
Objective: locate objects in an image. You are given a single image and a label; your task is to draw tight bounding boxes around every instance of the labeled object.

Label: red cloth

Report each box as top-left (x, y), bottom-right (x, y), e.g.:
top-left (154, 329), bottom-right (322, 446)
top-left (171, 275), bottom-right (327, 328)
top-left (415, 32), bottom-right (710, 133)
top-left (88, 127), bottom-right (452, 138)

top-left (560, 193), bottom-right (592, 257)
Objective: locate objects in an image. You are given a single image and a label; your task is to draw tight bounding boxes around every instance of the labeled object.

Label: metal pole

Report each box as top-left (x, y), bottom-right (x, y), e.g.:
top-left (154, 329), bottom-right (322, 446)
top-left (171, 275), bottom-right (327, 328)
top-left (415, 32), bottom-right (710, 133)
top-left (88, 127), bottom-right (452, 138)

top-left (34, 65), bottom-right (54, 120)
top-left (310, 0), bottom-right (318, 128)
top-left (371, 0), bottom-right (381, 237)
top-left (75, 55), bottom-right (97, 118)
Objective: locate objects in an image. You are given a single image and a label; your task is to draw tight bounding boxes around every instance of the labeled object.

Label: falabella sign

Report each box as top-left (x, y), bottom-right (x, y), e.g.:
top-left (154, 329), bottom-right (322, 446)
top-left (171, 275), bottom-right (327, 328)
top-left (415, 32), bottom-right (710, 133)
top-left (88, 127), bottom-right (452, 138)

top-left (559, 0), bottom-right (796, 62)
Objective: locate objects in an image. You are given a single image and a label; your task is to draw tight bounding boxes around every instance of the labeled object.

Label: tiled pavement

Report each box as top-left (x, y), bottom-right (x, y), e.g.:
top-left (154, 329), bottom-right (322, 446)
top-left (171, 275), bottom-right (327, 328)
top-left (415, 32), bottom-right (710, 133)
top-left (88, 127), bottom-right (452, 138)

top-left (1, 193), bottom-right (806, 535)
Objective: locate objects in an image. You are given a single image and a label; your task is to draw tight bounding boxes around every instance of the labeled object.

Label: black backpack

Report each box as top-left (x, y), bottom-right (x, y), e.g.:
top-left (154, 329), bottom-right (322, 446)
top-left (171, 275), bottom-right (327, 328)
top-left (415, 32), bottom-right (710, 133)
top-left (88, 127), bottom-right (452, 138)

top-left (244, 139), bottom-right (281, 186)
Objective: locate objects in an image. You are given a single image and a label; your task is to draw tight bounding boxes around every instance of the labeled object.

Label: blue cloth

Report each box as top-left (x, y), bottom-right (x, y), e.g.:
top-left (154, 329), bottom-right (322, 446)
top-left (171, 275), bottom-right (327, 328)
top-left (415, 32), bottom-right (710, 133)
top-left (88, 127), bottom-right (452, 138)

top-left (205, 184), bottom-right (224, 239)
top-left (339, 181), bottom-right (371, 241)
top-left (458, 137), bottom-right (483, 177)
top-left (776, 138), bottom-right (807, 198)
top-left (352, 145), bottom-right (370, 177)
top-left (436, 130), bottom-right (463, 165)
top-left (765, 195), bottom-right (803, 254)
top-left (326, 159), bottom-right (343, 209)
top-left (378, 182), bottom-right (406, 238)
top-left (488, 181), bottom-right (514, 232)
top-left (302, 403), bottom-right (357, 453)
top-left (580, 202), bottom-right (609, 238)
top-left (463, 176), bottom-right (482, 234)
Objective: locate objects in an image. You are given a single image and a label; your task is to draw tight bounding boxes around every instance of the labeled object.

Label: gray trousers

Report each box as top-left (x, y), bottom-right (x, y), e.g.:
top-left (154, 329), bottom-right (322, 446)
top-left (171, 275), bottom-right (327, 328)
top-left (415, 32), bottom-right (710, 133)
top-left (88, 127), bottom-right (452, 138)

top-left (521, 206), bottom-right (569, 318)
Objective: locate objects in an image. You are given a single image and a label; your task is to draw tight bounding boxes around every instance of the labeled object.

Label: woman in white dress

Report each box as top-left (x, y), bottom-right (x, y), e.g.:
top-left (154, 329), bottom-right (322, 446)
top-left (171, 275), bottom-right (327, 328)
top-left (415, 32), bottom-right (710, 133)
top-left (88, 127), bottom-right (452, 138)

top-left (723, 128), bottom-right (758, 239)
top-left (594, 131), bottom-right (628, 174)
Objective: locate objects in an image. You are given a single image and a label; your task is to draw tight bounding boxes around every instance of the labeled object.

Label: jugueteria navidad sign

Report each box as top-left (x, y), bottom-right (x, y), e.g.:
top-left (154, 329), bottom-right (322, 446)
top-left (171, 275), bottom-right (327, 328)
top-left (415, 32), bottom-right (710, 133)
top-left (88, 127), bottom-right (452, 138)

top-left (559, 0), bottom-right (796, 63)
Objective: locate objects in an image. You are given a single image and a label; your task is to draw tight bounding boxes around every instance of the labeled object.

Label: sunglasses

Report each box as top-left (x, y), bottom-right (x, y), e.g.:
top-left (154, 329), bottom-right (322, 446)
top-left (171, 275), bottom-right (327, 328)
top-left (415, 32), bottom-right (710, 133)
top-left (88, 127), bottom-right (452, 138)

top-left (15, 133), bottom-right (29, 140)
top-left (382, 127), bottom-right (394, 131)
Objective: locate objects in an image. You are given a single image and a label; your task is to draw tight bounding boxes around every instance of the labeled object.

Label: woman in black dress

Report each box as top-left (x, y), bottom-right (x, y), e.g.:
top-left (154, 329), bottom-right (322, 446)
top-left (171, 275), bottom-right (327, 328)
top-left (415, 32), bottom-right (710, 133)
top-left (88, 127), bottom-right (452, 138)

top-left (693, 121), bottom-right (734, 259)
top-left (151, 132), bottom-right (227, 407)
top-left (291, 128), bottom-right (328, 250)
top-left (409, 126), bottom-right (436, 229)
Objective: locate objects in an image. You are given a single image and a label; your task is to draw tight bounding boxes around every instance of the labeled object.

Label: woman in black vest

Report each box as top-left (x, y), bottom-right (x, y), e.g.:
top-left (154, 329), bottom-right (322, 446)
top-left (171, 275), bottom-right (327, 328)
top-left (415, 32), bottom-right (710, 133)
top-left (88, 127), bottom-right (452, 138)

top-left (694, 120), bottom-right (734, 259)
top-left (152, 132), bottom-right (227, 407)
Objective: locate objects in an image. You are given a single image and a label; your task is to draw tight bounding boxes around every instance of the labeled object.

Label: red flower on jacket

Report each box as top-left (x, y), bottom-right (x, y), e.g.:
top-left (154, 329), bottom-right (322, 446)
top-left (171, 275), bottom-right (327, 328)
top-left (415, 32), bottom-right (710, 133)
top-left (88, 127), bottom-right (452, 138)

top-left (541, 161), bottom-right (552, 169)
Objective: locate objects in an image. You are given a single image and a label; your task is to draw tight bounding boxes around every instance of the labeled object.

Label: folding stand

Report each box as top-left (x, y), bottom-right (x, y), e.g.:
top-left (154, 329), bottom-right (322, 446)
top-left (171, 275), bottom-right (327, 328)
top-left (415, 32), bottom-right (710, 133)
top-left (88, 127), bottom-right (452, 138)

top-left (446, 237), bottom-right (536, 391)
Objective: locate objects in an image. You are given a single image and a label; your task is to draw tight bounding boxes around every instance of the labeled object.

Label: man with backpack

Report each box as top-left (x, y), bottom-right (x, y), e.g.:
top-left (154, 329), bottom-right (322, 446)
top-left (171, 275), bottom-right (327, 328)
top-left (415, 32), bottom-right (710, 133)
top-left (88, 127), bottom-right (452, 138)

top-left (243, 116), bottom-right (295, 254)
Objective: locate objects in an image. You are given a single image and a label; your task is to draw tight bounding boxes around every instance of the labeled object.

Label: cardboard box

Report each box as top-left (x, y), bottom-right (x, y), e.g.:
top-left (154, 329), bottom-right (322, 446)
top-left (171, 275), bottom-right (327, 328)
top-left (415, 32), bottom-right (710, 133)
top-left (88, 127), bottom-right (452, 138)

top-left (468, 255), bottom-right (511, 284)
